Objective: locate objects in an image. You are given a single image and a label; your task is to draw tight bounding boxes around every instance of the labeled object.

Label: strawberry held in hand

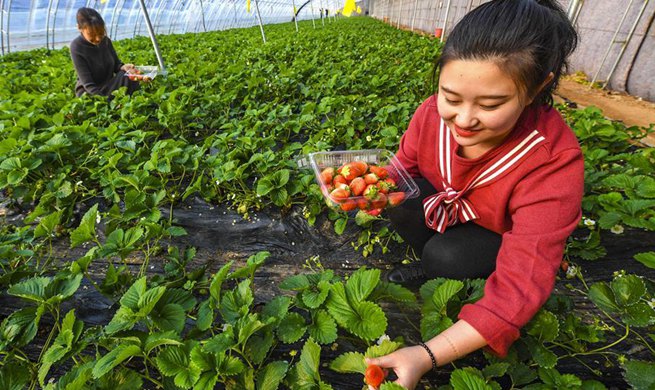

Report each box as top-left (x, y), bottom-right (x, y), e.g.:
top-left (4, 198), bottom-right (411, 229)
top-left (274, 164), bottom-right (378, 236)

top-left (364, 364), bottom-right (387, 389)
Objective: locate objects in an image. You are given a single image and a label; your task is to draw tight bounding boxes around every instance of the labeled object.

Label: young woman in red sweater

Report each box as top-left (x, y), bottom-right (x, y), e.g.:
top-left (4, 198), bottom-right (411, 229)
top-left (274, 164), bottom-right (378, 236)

top-left (367, 0), bottom-right (583, 388)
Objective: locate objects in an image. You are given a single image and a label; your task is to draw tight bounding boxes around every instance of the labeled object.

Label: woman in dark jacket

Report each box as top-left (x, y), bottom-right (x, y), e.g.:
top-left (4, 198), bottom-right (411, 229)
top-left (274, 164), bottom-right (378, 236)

top-left (70, 8), bottom-right (140, 97)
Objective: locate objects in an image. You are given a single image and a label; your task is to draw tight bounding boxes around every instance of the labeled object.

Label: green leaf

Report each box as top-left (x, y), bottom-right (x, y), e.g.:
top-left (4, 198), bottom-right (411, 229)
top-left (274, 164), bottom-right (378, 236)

top-left (334, 217), bottom-right (348, 235)
top-left (156, 345), bottom-right (189, 375)
top-left (256, 178), bottom-right (275, 196)
top-left (279, 274), bottom-right (310, 290)
top-left (277, 312), bottom-right (307, 344)
top-left (450, 368), bottom-right (494, 390)
top-left (8, 276), bottom-right (49, 303)
top-left (151, 303), bottom-right (186, 332)
top-left (70, 204), bottom-right (98, 248)
top-left (262, 296), bottom-right (292, 322)
top-left (365, 340), bottom-right (403, 358)
top-left (527, 340), bottom-right (557, 369)
top-left (482, 363), bottom-right (510, 379)
top-left (295, 338), bottom-right (321, 385)
top-left (209, 260), bottom-right (233, 305)
top-left (196, 300), bottom-right (214, 331)
top-left (326, 283), bottom-right (386, 341)
top-left (634, 252), bottom-right (655, 269)
top-left (588, 282), bottom-right (620, 313)
top-left (432, 280), bottom-right (464, 313)
top-left (256, 360), bottom-right (289, 390)
top-left (611, 275), bottom-right (646, 307)
top-left (167, 226), bottom-right (187, 236)
top-left (308, 309), bottom-right (338, 344)
top-left (372, 282), bottom-right (417, 303)
top-left (34, 210), bottom-right (63, 239)
top-left (138, 286), bottom-right (166, 315)
top-left (421, 311), bottom-right (453, 341)
top-left (0, 361), bottom-right (31, 390)
top-left (302, 280), bottom-right (331, 308)
top-left (507, 363), bottom-right (537, 387)
top-left (380, 384), bottom-right (407, 390)
top-left (622, 302), bottom-right (655, 327)
top-left (329, 352), bottom-right (366, 374)
top-left (527, 310), bottom-right (559, 342)
top-left (120, 277), bottom-right (147, 310)
top-left (92, 344), bottom-right (141, 379)
top-left (144, 331), bottom-right (183, 354)
top-left (636, 176), bottom-right (655, 198)
top-left (623, 360), bottom-right (655, 390)
top-left (345, 267), bottom-right (380, 302)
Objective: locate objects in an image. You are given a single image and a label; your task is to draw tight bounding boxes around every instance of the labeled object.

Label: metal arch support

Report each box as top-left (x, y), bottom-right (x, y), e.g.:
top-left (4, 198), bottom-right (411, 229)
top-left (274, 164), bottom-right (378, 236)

top-left (254, 0), bottom-right (266, 42)
top-left (602, 0), bottom-right (650, 89)
top-left (46, 0), bottom-right (54, 49)
top-left (152, 0), bottom-right (168, 34)
top-left (292, 0), bottom-right (298, 31)
top-left (51, 0), bottom-right (61, 50)
top-left (127, 0), bottom-right (139, 38)
top-left (199, 0), bottom-right (207, 32)
top-left (110, 0), bottom-right (123, 39)
top-left (28, 0), bottom-right (36, 47)
top-left (137, 0), bottom-right (166, 73)
top-left (591, 0), bottom-right (635, 85)
top-left (441, 0), bottom-right (452, 40)
top-left (410, 0), bottom-right (418, 30)
top-left (0, 0), bottom-right (5, 54)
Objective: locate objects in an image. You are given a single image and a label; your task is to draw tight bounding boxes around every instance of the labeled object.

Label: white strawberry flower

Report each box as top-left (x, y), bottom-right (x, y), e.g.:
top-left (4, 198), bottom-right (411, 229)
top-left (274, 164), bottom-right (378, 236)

top-left (610, 225), bottom-right (624, 234)
top-left (377, 334), bottom-right (390, 345)
top-left (583, 218), bottom-right (596, 228)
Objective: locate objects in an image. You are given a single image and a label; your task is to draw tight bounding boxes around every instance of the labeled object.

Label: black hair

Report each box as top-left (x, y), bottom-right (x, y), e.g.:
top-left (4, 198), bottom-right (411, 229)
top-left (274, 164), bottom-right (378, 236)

top-left (77, 8), bottom-right (106, 38)
top-left (433, 0), bottom-right (578, 107)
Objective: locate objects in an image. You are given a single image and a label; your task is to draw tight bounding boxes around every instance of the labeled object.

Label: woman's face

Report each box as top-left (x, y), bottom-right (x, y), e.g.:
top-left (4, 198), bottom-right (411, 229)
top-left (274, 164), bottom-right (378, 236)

top-left (437, 59), bottom-right (530, 158)
top-left (79, 26), bottom-right (105, 45)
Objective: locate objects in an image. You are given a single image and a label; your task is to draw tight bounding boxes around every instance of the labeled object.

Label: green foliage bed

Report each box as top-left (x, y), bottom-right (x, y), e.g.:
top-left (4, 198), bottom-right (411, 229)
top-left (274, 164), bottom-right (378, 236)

top-left (1, 17), bottom-right (654, 390)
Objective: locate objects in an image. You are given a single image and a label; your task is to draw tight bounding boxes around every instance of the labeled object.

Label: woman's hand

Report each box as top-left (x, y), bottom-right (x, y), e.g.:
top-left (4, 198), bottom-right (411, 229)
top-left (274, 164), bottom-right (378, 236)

top-left (121, 63), bottom-right (136, 73)
top-left (365, 345), bottom-right (433, 390)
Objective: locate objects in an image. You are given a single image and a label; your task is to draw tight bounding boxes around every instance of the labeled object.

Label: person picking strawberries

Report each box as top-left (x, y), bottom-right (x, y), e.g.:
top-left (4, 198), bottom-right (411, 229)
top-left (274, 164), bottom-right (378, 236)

top-left (369, 1), bottom-right (584, 389)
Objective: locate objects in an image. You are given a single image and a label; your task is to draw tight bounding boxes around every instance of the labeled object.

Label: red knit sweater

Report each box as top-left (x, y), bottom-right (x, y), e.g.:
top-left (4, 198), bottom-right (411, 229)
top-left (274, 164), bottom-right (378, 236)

top-left (395, 95), bottom-right (584, 356)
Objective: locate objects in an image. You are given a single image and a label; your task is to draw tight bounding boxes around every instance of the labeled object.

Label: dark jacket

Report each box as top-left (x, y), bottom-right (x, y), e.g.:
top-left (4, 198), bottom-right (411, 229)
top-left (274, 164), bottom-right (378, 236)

top-left (70, 35), bottom-right (124, 96)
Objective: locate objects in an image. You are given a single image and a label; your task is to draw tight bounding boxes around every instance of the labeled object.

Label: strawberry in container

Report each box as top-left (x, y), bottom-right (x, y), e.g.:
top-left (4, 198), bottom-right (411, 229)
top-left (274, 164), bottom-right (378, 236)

top-left (297, 149), bottom-right (420, 214)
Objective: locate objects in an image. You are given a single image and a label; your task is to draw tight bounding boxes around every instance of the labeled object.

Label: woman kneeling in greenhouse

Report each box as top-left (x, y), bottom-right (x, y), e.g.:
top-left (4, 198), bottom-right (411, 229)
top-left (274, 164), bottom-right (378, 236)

top-left (368, 0), bottom-right (583, 388)
top-left (70, 8), bottom-right (140, 97)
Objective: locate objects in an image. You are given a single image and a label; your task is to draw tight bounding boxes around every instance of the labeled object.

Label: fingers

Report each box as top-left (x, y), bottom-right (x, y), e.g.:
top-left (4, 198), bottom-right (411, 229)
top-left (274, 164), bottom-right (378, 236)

top-left (365, 354), bottom-right (393, 368)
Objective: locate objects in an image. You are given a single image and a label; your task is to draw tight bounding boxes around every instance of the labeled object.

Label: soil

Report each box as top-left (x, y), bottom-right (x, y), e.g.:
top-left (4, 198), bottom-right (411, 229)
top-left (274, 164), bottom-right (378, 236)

top-left (555, 78), bottom-right (655, 146)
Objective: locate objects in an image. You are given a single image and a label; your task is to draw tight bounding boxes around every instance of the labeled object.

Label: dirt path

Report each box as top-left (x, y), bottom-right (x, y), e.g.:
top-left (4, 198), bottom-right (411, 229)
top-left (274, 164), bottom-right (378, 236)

top-left (555, 78), bottom-right (655, 146)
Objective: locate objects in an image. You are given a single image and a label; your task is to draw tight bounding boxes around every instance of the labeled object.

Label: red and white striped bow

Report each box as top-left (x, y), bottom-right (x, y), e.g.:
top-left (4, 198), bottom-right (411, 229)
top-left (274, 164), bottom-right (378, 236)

top-left (423, 119), bottom-right (545, 233)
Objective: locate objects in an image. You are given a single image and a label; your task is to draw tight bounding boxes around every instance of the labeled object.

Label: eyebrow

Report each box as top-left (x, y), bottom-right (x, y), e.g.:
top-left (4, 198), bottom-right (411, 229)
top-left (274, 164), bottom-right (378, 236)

top-left (440, 86), bottom-right (509, 100)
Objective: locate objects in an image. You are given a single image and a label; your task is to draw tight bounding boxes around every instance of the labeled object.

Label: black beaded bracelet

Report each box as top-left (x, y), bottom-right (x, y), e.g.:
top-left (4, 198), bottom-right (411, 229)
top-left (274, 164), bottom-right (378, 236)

top-left (418, 341), bottom-right (438, 372)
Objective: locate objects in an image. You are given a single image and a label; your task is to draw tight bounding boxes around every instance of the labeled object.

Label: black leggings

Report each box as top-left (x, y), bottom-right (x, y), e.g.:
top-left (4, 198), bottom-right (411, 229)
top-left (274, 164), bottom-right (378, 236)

top-left (387, 179), bottom-right (502, 279)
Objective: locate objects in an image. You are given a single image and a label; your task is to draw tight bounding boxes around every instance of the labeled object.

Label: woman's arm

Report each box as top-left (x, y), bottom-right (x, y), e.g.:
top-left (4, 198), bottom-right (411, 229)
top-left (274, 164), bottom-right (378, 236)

top-left (367, 320), bottom-right (486, 389)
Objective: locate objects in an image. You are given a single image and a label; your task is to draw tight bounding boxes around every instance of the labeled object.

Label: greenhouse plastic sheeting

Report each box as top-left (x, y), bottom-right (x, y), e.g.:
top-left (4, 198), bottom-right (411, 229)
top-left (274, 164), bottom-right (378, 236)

top-left (0, 0), bottom-right (341, 53)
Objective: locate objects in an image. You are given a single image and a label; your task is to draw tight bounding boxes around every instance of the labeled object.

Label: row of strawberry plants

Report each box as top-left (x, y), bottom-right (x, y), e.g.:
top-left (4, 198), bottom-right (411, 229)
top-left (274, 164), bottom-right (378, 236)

top-left (0, 16), bottom-right (654, 389)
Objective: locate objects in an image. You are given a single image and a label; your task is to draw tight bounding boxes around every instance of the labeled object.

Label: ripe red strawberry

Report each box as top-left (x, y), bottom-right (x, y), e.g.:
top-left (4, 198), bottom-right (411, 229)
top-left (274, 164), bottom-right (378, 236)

top-left (349, 177), bottom-right (366, 196)
top-left (560, 260), bottom-right (569, 272)
top-left (320, 167), bottom-right (335, 185)
top-left (378, 178), bottom-right (397, 193)
top-left (351, 160), bottom-right (368, 175)
top-left (364, 364), bottom-right (386, 388)
top-left (366, 208), bottom-right (382, 217)
top-left (338, 163), bottom-right (360, 181)
top-left (335, 183), bottom-right (350, 191)
top-left (356, 198), bottom-right (370, 210)
top-left (370, 193), bottom-right (387, 209)
top-left (363, 184), bottom-right (379, 200)
top-left (329, 188), bottom-right (350, 203)
top-left (333, 174), bottom-right (348, 187)
top-left (387, 192), bottom-right (405, 207)
top-left (369, 165), bottom-right (388, 179)
top-left (340, 199), bottom-right (357, 211)
top-left (364, 173), bottom-right (379, 185)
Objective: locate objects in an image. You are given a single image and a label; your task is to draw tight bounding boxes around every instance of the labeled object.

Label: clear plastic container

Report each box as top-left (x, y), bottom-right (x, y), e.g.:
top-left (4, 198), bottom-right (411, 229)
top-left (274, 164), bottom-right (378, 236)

top-left (297, 149), bottom-right (420, 212)
top-left (124, 65), bottom-right (159, 80)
